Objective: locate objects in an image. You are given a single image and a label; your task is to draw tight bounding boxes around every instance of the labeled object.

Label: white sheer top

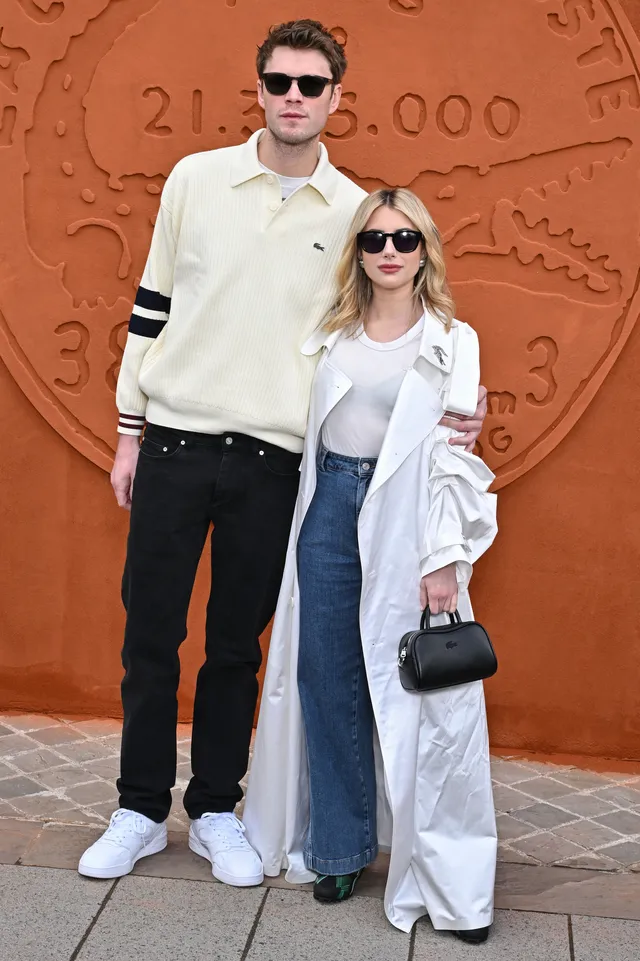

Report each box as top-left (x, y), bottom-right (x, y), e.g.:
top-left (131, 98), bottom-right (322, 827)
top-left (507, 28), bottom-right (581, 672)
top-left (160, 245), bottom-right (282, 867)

top-left (321, 314), bottom-right (425, 458)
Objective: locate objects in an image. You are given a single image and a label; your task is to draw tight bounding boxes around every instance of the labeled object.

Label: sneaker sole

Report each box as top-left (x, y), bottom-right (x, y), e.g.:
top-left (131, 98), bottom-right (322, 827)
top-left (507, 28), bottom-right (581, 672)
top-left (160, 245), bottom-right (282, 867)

top-left (188, 832), bottom-right (264, 887)
top-left (78, 832), bottom-right (168, 879)
top-left (313, 892), bottom-right (353, 904)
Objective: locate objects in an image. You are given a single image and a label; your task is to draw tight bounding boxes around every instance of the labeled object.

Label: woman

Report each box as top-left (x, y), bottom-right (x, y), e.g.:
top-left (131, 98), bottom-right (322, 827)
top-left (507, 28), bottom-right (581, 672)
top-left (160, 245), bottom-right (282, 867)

top-left (243, 189), bottom-right (498, 943)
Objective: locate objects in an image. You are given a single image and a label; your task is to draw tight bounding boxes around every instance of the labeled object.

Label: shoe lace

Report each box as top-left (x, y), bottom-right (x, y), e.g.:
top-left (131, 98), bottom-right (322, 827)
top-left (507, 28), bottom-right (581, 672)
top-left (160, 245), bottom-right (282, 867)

top-left (103, 809), bottom-right (149, 845)
top-left (199, 813), bottom-right (248, 851)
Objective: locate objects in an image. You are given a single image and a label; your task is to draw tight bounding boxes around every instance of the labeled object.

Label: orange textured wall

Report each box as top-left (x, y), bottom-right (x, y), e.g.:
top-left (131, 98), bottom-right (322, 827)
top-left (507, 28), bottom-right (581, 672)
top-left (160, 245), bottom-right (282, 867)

top-left (0, 0), bottom-right (639, 759)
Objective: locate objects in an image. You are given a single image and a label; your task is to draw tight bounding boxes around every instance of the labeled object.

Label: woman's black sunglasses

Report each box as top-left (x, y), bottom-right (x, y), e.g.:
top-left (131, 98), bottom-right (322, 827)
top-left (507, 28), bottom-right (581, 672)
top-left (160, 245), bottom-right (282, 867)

top-left (358, 230), bottom-right (423, 255)
top-left (261, 72), bottom-right (333, 99)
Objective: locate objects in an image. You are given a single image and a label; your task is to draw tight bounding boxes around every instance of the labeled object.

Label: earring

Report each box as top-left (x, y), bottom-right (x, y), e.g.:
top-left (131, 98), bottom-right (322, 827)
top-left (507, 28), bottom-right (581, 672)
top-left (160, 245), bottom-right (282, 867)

top-left (358, 258), bottom-right (364, 267)
top-left (419, 259), bottom-right (426, 267)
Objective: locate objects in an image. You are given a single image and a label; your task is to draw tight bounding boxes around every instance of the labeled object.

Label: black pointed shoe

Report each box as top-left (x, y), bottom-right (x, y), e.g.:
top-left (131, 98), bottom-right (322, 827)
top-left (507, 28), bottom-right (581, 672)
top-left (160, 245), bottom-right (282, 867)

top-left (313, 869), bottom-right (363, 903)
top-left (455, 926), bottom-right (490, 944)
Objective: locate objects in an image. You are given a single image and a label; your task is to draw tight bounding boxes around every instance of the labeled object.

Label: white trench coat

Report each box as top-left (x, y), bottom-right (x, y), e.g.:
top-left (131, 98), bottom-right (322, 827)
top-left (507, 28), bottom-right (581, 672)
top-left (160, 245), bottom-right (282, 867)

top-left (243, 311), bottom-right (498, 933)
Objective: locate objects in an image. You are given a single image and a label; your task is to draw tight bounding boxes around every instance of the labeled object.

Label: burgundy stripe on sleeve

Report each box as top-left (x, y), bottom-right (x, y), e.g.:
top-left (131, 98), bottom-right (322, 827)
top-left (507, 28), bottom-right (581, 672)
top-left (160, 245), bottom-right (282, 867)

top-left (119, 413), bottom-right (146, 431)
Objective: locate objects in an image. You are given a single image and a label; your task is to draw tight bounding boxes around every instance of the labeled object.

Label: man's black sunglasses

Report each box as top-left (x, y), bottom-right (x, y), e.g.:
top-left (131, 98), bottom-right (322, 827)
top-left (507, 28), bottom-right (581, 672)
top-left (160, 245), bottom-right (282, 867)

top-left (260, 73), bottom-right (333, 99)
top-left (358, 230), bottom-right (423, 254)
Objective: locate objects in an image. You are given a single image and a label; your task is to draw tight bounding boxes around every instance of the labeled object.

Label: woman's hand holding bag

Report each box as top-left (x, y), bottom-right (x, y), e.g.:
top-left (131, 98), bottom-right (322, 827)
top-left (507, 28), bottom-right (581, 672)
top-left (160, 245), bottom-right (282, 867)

top-left (420, 562), bottom-right (458, 614)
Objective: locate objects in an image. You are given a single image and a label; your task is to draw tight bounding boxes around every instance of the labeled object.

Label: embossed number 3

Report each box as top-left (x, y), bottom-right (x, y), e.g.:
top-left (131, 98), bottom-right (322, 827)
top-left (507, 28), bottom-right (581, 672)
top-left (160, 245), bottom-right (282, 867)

top-left (54, 322), bottom-right (90, 395)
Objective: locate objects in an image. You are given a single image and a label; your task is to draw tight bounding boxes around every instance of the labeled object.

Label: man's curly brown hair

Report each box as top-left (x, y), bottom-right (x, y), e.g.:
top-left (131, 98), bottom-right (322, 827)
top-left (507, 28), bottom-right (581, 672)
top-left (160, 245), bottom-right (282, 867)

top-left (257, 20), bottom-right (347, 84)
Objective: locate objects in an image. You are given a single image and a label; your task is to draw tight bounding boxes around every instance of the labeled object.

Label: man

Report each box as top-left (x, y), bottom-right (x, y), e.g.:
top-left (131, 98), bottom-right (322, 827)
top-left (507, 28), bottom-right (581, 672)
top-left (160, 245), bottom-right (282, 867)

top-left (79, 20), bottom-right (487, 886)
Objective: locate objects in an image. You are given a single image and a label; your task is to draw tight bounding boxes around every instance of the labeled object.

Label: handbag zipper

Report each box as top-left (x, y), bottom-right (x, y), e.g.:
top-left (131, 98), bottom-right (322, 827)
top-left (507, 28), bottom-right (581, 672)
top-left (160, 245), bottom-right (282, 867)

top-left (398, 630), bottom-right (420, 667)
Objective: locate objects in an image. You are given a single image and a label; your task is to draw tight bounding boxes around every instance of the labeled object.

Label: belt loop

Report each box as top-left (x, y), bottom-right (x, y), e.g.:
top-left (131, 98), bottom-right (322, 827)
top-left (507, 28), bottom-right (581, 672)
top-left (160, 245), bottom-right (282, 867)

top-left (317, 444), bottom-right (328, 471)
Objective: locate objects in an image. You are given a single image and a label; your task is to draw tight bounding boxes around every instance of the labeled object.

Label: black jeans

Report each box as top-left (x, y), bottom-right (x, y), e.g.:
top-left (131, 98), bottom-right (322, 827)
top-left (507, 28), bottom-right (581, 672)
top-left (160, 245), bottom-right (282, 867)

top-left (117, 424), bottom-right (301, 823)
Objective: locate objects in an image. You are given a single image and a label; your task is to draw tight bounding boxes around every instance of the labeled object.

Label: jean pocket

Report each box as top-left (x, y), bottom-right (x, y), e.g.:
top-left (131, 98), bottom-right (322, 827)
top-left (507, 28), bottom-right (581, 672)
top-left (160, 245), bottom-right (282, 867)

top-left (261, 448), bottom-right (302, 477)
top-left (139, 428), bottom-right (185, 459)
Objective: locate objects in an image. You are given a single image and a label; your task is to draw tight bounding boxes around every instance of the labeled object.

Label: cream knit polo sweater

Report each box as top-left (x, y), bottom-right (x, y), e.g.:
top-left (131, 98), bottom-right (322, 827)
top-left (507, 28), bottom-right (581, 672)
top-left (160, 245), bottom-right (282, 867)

top-left (116, 130), bottom-right (367, 451)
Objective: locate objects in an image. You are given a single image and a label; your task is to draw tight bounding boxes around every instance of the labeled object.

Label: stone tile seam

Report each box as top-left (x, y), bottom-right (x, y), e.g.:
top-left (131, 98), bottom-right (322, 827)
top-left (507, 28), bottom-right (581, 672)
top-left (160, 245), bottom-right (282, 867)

top-left (67, 877), bottom-right (120, 961)
top-left (2, 717), bottom-right (640, 869)
top-left (12, 822), bottom-right (46, 865)
top-left (18, 715), bottom-right (191, 744)
top-left (495, 794), bottom-right (632, 820)
top-left (1, 761), bottom-right (634, 814)
top-left (239, 887), bottom-right (270, 961)
top-left (491, 782), bottom-right (640, 804)
top-left (499, 819), bottom-right (640, 847)
top-left (0, 717), bottom-right (129, 747)
top-left (2, 719), bottom-right (638, 787)
top-left (0, 770), bottom-right (118, 808)
top-left (491, 767), bottom-right (640, 785)
top-left (0, 727), bottom-right (122, 821)
top-left (498, 767), bottom-right (640, 780)
top-left (498, 834), bottom-right (640, 869)
top-left (567, 915), bottom-right (576, 961)
top-left (1, 718), bottom-right (637, 778)
top-left (407, 922), bottom-right (417, 961)
top-left (0, 737), bottom-right (111, 773)
top-left (0, 772), bottom-right (118, 824)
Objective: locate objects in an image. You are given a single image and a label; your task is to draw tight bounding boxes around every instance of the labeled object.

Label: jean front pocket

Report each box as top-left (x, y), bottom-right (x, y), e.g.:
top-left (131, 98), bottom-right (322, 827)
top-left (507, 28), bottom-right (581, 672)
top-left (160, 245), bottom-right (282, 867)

top-left (139, 427), bottom-right (185, 459)
top-left (261, 447), bottom-right (302, 478)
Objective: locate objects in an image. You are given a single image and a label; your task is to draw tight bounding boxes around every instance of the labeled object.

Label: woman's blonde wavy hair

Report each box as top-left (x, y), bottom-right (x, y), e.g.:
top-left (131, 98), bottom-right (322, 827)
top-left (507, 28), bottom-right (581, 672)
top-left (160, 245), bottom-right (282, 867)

top-left (325, 188), bottom-right (455, 333)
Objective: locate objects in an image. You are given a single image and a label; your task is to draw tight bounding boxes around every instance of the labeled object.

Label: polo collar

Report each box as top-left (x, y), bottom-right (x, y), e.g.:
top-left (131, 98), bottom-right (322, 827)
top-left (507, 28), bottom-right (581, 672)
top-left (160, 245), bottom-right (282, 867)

top-left (229, 128), bottom-right (338, 204)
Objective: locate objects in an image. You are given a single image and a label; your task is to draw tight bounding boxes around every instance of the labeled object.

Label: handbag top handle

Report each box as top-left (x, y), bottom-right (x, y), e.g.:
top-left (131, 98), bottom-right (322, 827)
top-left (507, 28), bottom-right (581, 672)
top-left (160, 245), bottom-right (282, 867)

top-left (420, 607), bottom-right (463, 631)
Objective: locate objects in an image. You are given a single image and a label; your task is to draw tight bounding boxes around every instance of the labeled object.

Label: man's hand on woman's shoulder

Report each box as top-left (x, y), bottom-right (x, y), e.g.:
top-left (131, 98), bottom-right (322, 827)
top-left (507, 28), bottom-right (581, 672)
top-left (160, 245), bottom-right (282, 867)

top-left (440, 386), bottom-right (487, 453)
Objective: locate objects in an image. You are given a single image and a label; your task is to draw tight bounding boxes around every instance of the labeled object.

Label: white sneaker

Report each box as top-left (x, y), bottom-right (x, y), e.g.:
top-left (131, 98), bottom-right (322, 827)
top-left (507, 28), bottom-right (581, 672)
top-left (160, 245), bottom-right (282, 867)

top-left (78, 808), bottom-right (167, 879)
top-left (189, 813), bottom-right (264, 886)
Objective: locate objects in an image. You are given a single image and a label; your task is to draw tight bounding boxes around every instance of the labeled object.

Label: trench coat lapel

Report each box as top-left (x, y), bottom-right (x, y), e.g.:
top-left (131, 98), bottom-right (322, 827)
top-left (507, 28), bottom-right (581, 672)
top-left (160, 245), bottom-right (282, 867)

top-left (301, 329), bottom-right (351, 447)
top-left (364, 368), bottom-right (443, 500)
top-left (365, 313), bottom-right (451, 500)
top-left (301, 314), bottom-right (461, 501)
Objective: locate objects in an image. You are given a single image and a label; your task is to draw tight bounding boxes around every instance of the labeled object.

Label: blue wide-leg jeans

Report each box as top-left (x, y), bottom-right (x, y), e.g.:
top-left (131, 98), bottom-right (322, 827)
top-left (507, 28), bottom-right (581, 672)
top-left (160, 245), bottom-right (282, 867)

top-left (297, 447), bottom-right (379, 875)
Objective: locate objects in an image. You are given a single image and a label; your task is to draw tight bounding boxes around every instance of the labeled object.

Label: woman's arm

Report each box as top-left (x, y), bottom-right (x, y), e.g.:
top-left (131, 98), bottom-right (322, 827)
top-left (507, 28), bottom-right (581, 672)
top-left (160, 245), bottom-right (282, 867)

top-left (420, 427), bottom-right (498, 613)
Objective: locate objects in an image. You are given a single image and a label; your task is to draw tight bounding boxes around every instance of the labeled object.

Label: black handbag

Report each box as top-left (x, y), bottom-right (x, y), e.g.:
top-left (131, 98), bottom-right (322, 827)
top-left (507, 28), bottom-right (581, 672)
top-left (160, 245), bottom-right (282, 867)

top-left (398, 607), bottom-right (497, 693)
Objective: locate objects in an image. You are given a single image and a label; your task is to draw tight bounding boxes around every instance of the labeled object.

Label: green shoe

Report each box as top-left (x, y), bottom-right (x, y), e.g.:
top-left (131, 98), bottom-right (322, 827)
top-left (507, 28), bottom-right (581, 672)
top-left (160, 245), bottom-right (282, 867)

top-left (313, 869), bottom-right (363, 903)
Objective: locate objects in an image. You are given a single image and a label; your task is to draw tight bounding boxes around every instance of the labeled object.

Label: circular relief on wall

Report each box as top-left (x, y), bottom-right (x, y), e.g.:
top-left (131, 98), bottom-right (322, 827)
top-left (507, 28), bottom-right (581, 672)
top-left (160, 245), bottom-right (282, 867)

top-left (0, 0), bottom-right (639, 485)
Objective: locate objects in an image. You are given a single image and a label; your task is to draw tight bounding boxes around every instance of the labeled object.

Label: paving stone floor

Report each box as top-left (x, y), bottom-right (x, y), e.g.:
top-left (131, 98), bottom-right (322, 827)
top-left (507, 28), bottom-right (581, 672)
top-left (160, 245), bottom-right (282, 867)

top-left (1, 713), bottom-right (640, 872)
top-left (1, 861), bottom-right (640, 961)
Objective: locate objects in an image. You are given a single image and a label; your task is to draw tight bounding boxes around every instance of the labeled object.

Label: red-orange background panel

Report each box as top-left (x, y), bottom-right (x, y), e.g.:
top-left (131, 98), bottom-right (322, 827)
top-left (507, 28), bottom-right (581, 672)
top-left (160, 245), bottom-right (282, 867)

top-left (0, 0), bottom-right (639, 759)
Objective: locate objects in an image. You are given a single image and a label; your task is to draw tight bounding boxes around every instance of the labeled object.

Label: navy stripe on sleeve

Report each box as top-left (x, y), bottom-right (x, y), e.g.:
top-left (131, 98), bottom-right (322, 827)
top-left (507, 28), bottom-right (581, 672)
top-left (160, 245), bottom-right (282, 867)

top-left (135, 285), bottom-right (172, 314)
top-left (128, 312), bottom-right (168, 338)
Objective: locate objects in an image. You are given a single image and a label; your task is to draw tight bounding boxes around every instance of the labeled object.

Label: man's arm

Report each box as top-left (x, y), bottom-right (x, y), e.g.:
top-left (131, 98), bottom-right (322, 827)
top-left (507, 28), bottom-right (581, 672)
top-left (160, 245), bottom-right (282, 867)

top-left (440, 385), bottom-right (488, 453)
top-left (116, 200), bottom-right (176, 435)
top-left (113, 190), bottom-right (177, 508)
